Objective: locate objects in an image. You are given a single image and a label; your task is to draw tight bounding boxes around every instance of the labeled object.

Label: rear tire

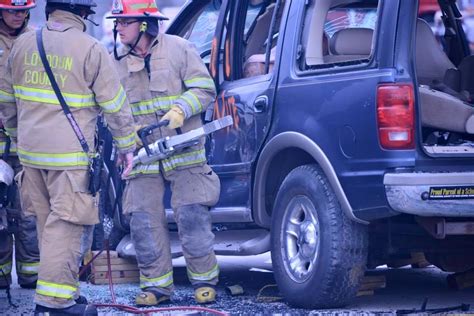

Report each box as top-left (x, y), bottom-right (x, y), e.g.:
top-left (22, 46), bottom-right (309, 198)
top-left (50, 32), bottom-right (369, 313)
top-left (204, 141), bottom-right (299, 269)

top-left (271, 164), bottom-right (368, 308)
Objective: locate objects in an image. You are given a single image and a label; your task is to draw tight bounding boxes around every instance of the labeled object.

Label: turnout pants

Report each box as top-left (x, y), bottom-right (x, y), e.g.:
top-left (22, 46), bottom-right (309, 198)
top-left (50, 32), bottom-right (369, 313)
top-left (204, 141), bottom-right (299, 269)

top-left (18, 166), bottom-right (98, 309)
top-left (0, 157), bottom-right (39, 287)
top-left (123, 164), bottom-right (220, 295)
top-left (0, 218), bottom-right (39, 287)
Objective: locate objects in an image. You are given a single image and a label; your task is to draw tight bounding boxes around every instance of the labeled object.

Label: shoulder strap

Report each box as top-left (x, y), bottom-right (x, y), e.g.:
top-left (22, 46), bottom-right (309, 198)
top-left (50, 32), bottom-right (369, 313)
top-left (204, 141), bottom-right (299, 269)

top-left (35, 28), bottom-right (90, 154)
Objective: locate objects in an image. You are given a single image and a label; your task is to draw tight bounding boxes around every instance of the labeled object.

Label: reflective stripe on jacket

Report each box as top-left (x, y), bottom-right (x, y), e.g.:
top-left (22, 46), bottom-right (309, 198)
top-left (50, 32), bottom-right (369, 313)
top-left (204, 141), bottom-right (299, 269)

top-left (0, 21), bottom-right (31, 157)
top-left (113, 34), bottom-right (216, 176)
top-left (0, 11), bottom-right (136, 170)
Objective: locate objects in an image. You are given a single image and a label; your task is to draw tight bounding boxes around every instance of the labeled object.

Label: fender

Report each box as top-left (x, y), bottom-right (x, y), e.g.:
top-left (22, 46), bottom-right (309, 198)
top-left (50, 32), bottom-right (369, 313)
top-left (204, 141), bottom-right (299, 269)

top-left (253, 132), bottom-right (369, 227)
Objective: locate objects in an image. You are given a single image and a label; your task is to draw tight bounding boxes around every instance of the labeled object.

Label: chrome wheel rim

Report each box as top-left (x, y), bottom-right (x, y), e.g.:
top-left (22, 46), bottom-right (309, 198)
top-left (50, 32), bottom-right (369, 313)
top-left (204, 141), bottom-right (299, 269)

top-left (281, 195), bottom-right (320, 283)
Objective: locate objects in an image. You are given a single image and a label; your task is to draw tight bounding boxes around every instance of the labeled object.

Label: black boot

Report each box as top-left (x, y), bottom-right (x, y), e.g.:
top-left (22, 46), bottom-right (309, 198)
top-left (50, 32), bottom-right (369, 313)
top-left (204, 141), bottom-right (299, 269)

top-left (19, 280), bottom-right (37, 289)
top-left (34, 303), bottom-right (97, 316)
top-left (75, 295), bottom-right (88, 304)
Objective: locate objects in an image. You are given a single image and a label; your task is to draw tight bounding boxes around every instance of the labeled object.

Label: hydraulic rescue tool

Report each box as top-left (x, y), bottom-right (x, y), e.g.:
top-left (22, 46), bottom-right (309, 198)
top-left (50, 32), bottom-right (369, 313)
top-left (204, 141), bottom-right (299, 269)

top-left (133, 115), bottom-right (233, 167)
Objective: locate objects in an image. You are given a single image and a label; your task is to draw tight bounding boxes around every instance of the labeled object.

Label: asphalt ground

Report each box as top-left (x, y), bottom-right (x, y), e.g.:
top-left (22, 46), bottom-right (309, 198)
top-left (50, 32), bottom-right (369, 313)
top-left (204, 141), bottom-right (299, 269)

top-left (1, 253), bottom-right (474, 315)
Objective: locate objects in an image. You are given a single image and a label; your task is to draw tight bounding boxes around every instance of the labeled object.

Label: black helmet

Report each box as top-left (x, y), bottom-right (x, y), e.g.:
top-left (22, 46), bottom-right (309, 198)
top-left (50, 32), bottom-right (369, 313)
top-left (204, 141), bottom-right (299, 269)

top-left (46, 0), bottom-right (97, 15)
top-left (46, 0), bottom-right (96, 7)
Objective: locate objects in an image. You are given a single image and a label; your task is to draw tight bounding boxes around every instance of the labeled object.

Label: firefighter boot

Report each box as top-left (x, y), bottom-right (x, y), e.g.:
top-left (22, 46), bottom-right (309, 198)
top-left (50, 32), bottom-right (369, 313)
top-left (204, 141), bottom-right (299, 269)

top-left (34, 303), bottom-right (97, 316)
top-left (75, 295), bottom-right (88, 304)
top-left (19, 280), bottom-right (37, 289)
top-left (136, 287), bottom-right (171, 307)
top-left (194, 284), bottom-right (216, 304)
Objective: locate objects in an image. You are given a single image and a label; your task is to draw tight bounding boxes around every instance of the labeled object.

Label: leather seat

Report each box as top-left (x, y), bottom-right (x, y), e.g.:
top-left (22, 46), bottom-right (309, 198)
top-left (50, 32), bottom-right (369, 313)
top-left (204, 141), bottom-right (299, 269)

top-left (415, 19), bottom-right (455, 85)
top-left (324, 28), bottom-right (373, 63)
top-left (245, 3), bottom-right (276, 60)
top-left (416, 19), bottom-right (474, 134)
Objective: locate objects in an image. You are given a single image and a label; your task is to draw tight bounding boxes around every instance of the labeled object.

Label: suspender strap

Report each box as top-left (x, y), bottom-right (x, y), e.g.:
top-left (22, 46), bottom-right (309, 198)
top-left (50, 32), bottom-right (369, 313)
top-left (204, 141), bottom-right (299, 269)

top-left (35, 28), bottom-right (90, 155)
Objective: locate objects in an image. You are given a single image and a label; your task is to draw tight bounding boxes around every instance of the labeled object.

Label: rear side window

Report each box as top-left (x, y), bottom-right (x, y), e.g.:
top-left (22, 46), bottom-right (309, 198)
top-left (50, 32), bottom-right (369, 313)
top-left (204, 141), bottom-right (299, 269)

top-left (299, 1), bottom-right (380, 71)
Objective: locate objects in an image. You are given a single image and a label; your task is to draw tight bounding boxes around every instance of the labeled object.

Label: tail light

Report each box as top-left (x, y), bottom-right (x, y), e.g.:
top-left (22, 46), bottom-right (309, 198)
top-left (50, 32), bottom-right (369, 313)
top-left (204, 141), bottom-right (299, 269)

top-left (377, 83), bottom-right (415, 150)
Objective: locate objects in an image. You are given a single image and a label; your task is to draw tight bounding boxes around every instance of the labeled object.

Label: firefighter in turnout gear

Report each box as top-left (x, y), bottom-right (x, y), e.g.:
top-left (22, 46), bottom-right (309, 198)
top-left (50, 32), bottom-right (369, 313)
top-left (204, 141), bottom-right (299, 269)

top-left (108, 0), bottom-right (220, 306)
top-left (0, 0), bottom-right (40, 291)
top-left (0, 0), bottom-right (136, 314)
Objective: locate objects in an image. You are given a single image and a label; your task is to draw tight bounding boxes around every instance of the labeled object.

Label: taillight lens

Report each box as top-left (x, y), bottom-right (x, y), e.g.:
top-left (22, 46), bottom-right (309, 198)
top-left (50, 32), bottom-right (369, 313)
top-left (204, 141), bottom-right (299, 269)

top-left (377, 84), bottom-right (415, 149)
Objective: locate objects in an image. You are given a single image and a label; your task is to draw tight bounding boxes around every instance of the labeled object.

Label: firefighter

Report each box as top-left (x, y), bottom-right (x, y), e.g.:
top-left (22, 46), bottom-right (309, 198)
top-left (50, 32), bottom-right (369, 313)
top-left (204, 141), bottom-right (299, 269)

top-left (108, 0), bottom-right (220, 306)
top-left (0, 0), bottom-right (40, 291)
top-left (0, 0), bottom-right (136, 314)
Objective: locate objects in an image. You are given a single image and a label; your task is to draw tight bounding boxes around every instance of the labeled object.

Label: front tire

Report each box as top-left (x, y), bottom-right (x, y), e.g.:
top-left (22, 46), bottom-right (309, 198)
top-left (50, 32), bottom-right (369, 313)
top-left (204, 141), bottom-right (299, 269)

top-left (271, 164), bottom-right (368, 308)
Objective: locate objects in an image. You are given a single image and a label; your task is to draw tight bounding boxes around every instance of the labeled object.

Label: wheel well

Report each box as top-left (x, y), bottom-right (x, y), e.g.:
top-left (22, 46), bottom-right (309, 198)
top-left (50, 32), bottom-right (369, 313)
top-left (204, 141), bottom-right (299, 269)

top-left (264, 148), bottom-right (314, 218)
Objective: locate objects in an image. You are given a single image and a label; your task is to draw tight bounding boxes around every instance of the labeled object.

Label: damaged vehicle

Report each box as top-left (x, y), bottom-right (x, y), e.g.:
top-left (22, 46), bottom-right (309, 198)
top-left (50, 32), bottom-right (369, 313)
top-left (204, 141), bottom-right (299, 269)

top-left (97, 0), bottom-right (474, 309)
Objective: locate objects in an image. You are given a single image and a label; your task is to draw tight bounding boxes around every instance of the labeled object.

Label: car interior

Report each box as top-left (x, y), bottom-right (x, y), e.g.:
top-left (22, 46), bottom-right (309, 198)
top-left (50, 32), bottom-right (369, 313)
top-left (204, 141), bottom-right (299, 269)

top-left (242, 0), bottom-right (285, 78)
top-left (301, 0), bottom-right (377, 68)
top-left (416, 1), bottom-right (474, 155)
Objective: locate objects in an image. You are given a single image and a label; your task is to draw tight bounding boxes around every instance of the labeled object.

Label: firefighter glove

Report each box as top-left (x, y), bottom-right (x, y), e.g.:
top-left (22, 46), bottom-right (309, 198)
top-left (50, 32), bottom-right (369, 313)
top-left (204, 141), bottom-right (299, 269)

top-left (161, 106), bottom-right (185, 129)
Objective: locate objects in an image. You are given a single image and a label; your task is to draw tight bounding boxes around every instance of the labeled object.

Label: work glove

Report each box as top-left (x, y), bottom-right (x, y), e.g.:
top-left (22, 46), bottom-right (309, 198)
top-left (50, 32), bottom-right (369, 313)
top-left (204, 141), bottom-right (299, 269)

top-left (134, 124), bottom-right (146, 149)
top-left (160, 106), bottom-right (185, 129)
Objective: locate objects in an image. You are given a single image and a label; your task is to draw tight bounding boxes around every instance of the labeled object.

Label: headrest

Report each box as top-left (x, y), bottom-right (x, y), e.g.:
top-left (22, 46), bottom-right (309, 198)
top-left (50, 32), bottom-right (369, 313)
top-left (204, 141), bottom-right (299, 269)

top-left (416, 18), bottom-right (455, 85)
top-left (330, 28), bottom-right (373, 55)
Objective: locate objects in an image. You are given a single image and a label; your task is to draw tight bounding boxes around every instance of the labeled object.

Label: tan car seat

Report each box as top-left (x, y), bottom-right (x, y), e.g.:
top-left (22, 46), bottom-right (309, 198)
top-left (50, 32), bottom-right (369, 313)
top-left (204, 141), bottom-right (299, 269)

top-left (416, 19), bottom-right (474, 134)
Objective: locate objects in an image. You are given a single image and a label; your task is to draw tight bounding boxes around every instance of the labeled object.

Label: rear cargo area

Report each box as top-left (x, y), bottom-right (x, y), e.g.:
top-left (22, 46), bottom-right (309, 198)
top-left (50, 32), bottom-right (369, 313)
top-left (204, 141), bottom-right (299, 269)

top-left (415, 19), bottom-right (474, 156)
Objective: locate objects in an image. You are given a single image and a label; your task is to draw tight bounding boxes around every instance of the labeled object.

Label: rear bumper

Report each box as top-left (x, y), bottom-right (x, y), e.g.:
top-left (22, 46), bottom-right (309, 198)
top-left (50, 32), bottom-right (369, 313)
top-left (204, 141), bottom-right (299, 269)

top-left (384, 172), bottom-right (474, 217)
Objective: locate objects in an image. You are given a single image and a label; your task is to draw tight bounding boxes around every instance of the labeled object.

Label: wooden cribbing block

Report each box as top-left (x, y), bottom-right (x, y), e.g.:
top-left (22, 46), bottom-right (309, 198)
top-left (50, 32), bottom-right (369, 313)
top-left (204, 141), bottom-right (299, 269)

top-left (447, 269), bottom-right (474, 290)
top-left (94, 270), bottom-right (140, 279)
top-left (87, 251), bottom-right (140, 285)
top-left (411, 252), bottom-right (431, 269)
top-left (357, 274), bottom-right (386, 297)
top-left (356, 290), bottom-right (374, 297)
top-left (92, 277), bottom-right (140, 285)
top-left (93, 263), bottom-right (139, 272)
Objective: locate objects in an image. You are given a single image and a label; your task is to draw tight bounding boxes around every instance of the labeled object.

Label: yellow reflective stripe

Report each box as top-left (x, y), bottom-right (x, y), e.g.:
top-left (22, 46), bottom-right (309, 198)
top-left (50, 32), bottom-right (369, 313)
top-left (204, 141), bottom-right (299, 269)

top-left (162, 149), bottom-right (206, 172)
top-left (130, 162), bottom-right (160, 176)
top-left (13, 85), bottom-right (95, 108)
top-left (140, 271), bottom-right (173, 289)
top-left (113, 131), bottom-right (135, 149)
top-left (184, 91), bottom-right (203, 113)
top-left (36, 280), bottom-right (76, 299)
top-left (184, 77), bottom-right (215, 90)
top-left (130, 95), bottom-right (178, 116)
top-left (176, 91), bottom-right (203, 118)
top-left (0, 89), bottom-right (15, 103)
top-left (0, 141), bottom-right (17, 154)
top-left (18, 149), bottom-right (89, 167)
top-left (17, 261), bottom-right (39, 275)
top-left (4, 127), bottom-right (17, 138)
top-left (187, 264), bottom-right (219, 281)
top-left (0, 261), bottom-right (12, 275)
top-left (99, 86), bottom-right (126, 113)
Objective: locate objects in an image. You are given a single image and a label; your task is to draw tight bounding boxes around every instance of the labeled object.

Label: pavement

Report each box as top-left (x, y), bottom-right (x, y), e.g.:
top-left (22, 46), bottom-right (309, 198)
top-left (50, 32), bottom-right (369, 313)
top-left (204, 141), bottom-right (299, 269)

top-left (1, 253), bottom-right (474, 315)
